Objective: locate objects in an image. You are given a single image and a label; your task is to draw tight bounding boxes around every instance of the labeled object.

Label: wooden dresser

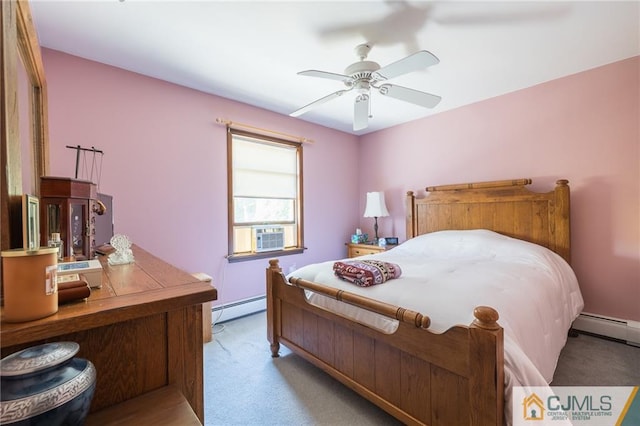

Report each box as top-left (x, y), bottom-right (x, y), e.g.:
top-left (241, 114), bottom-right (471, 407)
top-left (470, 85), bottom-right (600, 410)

top-left (0, 246), bottom-right (217, 424)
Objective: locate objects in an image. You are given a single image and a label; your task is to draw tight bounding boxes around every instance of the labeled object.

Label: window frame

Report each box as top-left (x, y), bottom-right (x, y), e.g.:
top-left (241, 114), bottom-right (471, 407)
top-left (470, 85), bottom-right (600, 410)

top-left (226, 129), bottom-right (304, 262)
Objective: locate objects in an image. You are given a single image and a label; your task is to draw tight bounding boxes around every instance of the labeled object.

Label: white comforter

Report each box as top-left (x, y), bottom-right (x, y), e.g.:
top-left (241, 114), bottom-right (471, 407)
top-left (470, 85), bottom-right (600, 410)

top-left (288, 230), bottom-right (584, 421)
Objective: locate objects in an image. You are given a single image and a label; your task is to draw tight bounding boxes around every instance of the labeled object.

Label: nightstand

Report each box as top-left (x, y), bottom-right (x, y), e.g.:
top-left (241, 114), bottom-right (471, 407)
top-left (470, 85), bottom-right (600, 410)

top-left (346, 242), bottom-right (388, 258)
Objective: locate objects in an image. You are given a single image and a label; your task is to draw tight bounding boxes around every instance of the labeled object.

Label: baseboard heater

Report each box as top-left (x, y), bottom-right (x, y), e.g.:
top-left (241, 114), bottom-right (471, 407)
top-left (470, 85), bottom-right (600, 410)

top-left (212, 295), bottom-right (266, 324)
top-left (572, 312), bottom-right (640, 346)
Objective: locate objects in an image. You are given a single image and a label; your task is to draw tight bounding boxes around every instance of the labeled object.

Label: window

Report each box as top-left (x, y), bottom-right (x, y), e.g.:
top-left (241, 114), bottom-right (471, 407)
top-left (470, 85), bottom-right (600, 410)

top-left (227, 129), bottom-right (303, 261)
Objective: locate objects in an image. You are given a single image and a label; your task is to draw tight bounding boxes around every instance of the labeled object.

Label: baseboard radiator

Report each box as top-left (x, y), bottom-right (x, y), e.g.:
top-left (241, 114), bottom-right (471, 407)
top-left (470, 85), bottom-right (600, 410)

top-left (573, 312), bottom-right (640, 346)
top-left (211, 295), bottom-right (266, 324)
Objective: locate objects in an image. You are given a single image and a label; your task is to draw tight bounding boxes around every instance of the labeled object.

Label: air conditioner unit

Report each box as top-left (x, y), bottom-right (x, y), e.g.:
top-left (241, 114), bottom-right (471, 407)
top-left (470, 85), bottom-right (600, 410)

top-left (252, 226), bottom-right (285, 252)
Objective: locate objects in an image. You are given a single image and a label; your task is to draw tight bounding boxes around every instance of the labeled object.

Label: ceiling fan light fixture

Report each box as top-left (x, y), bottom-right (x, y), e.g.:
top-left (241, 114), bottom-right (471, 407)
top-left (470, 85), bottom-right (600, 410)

top-left (355, 80), bottom-right (371, 94)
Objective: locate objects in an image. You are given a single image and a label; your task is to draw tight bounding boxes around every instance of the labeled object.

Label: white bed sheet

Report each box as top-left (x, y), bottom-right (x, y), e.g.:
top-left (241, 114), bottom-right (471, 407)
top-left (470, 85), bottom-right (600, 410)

top-left (287, 229), bottom-right (584, 422)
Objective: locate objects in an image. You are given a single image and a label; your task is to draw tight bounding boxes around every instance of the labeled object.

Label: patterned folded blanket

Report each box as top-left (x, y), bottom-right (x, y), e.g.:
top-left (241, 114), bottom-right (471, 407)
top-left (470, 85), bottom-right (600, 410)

top-left (333, 260), bottom-right (402, 287)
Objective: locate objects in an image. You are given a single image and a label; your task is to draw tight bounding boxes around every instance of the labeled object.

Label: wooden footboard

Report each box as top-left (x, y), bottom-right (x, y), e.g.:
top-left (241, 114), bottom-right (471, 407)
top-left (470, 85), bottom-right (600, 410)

top-left (267, 259), bottom-right (504, 426)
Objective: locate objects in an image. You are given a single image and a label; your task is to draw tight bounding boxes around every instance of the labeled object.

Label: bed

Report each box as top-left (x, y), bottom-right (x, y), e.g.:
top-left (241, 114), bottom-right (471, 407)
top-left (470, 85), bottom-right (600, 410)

top-left (266, 178), bottom-right (583, 426)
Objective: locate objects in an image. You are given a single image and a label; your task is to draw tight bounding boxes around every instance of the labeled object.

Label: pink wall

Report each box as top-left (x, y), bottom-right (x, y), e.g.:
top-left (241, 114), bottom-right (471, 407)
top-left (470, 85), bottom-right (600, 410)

top-left (43, 49), bottom-right (360, 306)
top-left (43, 49), bottom-right (639, 322)
top-left (359, 57), bottom-right (640, 322)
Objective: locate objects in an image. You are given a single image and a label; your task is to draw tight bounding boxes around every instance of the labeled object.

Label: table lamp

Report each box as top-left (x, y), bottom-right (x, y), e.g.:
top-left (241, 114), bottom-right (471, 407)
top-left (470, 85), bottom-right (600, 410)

top-left (363, 191), bottom-right (389, 243)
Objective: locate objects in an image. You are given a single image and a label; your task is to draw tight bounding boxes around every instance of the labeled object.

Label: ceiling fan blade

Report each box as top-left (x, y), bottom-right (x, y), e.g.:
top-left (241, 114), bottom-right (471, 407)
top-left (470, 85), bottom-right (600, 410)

top-left (372, 50), bottom-right (440, 81)
top-left (290, 89), bottom-right (350, 117)
top-left (353, 94), bottom-right (370, 131)
top-left (298, 70), bottom-right (353, 84)
top-left (378, 83), bottom-right (441, 108)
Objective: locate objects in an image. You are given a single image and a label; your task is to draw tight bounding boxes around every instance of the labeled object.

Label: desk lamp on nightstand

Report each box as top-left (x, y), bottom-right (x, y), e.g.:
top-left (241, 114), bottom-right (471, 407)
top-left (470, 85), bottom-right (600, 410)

top-left (363, 191), bottom-right (389, 244)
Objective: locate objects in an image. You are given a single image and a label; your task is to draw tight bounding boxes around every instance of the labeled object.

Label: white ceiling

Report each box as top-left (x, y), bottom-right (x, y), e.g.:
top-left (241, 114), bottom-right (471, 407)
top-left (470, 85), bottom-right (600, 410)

top-left (30, 0), bottom-right (640, 135)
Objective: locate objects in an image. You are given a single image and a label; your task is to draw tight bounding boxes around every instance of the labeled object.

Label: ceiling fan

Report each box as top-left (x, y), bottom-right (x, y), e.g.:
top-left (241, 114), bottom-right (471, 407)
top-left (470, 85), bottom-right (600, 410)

top-left (290, 43), bottom-right (441, 131)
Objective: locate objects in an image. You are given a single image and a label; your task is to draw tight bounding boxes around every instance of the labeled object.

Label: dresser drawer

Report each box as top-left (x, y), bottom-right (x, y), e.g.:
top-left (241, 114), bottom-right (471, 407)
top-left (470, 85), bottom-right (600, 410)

top-left (347, 243), bottom-right (386, 258)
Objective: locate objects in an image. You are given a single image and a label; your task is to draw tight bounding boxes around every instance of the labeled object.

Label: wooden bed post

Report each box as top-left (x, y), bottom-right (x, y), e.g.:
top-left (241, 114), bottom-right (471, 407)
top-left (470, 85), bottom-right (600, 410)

top-left (406, 191), bottom-right (416, 239)
top-left (266, 259), bottom-right (281, 357)
top-left (554, 179), bottom-right (571, 265)
top-left (469, 306), bottom-right (504, 426)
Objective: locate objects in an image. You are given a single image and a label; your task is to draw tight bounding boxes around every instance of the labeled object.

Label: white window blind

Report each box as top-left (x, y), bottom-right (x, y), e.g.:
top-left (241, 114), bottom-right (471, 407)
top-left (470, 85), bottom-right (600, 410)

top-left (232, 136), bottom-right (297, 199)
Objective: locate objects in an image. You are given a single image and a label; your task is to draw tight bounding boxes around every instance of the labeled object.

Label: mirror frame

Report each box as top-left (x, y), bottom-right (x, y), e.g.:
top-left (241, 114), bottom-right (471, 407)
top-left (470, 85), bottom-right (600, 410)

top-left (1, 0), bottom-right (49, 250)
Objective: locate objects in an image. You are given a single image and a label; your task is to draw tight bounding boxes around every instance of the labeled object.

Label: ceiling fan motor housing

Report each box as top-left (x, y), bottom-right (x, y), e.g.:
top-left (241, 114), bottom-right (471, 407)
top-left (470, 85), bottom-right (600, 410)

top-left (344, 60), bottom-right (380, 79)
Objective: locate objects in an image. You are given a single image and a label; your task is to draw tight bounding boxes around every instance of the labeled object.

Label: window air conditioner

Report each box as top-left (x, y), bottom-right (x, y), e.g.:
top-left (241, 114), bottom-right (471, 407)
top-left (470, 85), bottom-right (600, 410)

top-left (252, 226), bottom-right (285, 252)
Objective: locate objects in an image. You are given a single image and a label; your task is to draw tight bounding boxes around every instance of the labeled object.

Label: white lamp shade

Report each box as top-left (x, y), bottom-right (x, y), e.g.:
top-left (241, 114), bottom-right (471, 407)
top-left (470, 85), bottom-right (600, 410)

top-left (363, 192), bottom-right (390, 218)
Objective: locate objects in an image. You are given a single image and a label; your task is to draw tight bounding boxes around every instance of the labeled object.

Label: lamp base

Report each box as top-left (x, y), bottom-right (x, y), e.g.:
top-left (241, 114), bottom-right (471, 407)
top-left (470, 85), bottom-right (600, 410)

top-left (373, 217), bottom-right (379, 243)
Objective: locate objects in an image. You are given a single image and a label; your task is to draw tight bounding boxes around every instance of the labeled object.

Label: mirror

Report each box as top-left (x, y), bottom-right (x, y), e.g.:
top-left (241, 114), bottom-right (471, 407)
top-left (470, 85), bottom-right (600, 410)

top-left (18, 48), bottom-right (35, 193)
top-left (1, 0), bottom-right (49, 249)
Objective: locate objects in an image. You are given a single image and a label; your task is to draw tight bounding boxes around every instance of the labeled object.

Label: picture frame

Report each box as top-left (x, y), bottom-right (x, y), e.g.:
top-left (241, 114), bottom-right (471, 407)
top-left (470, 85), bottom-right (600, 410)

top-left (22, 194), bottom-right (40, 250)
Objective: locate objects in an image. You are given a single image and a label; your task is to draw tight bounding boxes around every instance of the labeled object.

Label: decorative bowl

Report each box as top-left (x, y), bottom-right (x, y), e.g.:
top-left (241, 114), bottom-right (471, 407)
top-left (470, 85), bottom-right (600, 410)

top-left (0, 342), bottom-right (96, 425)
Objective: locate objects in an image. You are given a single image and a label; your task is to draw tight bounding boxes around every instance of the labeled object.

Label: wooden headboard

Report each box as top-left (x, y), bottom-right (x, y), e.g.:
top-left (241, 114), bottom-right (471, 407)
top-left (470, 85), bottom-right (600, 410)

top-left (406, 178), bottom-right (571, 264)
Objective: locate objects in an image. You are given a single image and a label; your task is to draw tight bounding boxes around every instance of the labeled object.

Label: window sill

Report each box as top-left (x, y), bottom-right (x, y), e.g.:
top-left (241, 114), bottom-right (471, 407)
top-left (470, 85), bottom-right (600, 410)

top-left (227, 247), bottom-right (305, 263)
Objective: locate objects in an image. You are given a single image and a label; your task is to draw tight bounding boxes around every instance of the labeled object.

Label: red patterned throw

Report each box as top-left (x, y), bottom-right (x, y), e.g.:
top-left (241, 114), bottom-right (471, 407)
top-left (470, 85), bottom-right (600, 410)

top-left (333, 260), bottom-right (402, 287)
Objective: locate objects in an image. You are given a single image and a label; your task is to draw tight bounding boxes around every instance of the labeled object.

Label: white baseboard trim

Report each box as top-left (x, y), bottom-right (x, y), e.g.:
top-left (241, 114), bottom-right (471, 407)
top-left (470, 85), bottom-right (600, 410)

top-left (573, 312), bottom-right (640, 346)
top-left (211, 295), bottom-right (266, 324)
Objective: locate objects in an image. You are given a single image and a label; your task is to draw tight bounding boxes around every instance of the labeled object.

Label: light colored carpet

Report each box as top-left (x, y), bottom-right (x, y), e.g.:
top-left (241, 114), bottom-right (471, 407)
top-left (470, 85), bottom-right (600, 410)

top-left (551, 332), bottom-right (640, 386)
top-left (203, 311), bottom-right (639, 425)
top-left (203, 311), bottom-right (401, 426)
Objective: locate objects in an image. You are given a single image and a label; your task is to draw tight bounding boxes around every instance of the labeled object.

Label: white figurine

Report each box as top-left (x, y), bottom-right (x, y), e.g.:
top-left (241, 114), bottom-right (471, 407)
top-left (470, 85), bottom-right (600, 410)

top-left (108, 234), bottom-right (134, 265)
